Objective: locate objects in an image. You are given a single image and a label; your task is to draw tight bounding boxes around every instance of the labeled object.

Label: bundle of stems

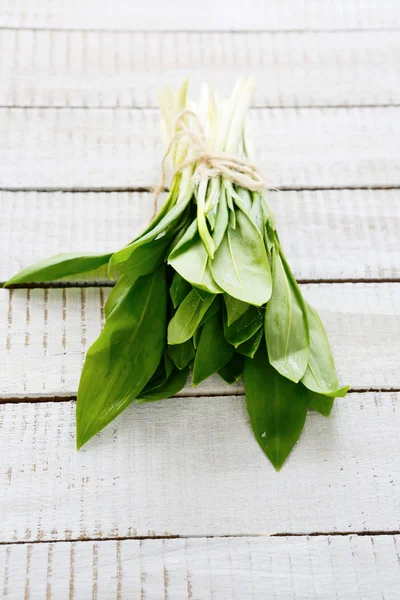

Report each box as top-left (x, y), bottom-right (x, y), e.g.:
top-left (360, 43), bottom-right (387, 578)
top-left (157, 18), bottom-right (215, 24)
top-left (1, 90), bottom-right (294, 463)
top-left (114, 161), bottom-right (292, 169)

top-left (5, 78), bottom-right (348, 470)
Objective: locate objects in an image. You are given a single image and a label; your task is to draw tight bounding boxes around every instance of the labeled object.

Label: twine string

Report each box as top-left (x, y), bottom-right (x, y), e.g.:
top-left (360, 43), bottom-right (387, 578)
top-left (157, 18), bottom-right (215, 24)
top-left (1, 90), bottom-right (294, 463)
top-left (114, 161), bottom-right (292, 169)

top-left (152, 109), bottom-right (265, 216)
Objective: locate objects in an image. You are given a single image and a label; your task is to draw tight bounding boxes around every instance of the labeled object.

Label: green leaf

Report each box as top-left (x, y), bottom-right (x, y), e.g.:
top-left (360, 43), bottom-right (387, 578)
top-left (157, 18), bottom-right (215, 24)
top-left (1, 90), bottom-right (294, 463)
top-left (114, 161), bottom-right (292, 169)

top-left (137, 174), bottom-right (181, 238)
top-left (170, 271), bottom-right (192, 308)
top-left (119, 233), bottom-right (174, 281)
top-left (301, 302), bottom-right (349, 398)
top-left (104, 276), bottom-right (131, 319)
top-left (167, 339), bottom-right (195, 370)
top-left (212, 187), bottom-right (229, 249)
top-left (307, 390), bottom-right (334, 417)
top-left (168, 290), bottom-right (215, 345)
top-left (193, 286), bottom-right (209, 301)
top-left (236, 327), bottom-right (263, 358)
top-left (265, 249), bottom-right (309, 383)
top-left (109, 192), bottom-right (191, 275)
top-left (140, 351), bottom-right (174, 393)
top-left (212, 209), bottom-right (272, 305)
top-left (224, 294), bottom-right (249, 327)
top-left (224, 305), bottom-right (263, 347)
top-left (76, 267), bottom-right (168, 449)
top-left (193, 325), bottom-right (202, 349)
top-left (218, 353), bottom-right (244, 384)
top-left (199, 297), bottom-right (220, 326)
top-left (136, 367), bottom-right (190, 402)
top-left (4, 252), bottom-right (112, 286)
top-left (244, 343), bottom-right (308, 471)
top-left (249, 193), bottom-right (264, 235)
top-left (192, 312), bottom-right (234, 386)
top-left (197, 179), bottom-right (216, 258)
top-left (168, 224), bottom-right (222, 294)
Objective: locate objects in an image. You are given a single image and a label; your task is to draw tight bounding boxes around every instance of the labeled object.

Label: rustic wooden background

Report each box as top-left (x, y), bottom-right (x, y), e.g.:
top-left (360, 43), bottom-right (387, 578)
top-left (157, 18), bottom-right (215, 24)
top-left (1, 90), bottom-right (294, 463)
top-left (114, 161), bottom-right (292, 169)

top-left (1, 1), bottom-right (400, 598)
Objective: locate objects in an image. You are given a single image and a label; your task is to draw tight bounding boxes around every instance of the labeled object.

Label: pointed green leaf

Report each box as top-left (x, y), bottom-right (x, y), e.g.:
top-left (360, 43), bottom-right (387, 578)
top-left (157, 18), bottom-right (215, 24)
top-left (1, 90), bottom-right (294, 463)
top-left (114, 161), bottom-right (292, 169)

top-left (224, 305), bottom-right (263, 347)
top-left (137, 173), bottom-right (181, 237)
top-left (212, 187), bottom-right (229, 250)
top-left (199, 297), bottom-right (221, 325)
top-left (236, 327), bottom-right (263, 358)
top-left (244, 343), bottom-right (308, 471)
top-left (136, 367), bottom-right (190, 402)
top-left (109, 191), bottom-right (191, 275)
top-left (212, 209), bottom-right (272, 305)
top-left (76, 267), bottom-right (167, 449)
top-left (193, 286), bottom-right (209, 301)
top-left (193, 325), bottom-right (202, 349)
top-left (140, 351), bottom-right (174, 394)
top-left (218, 353), bottom-right (244, 384)
top-left (119, 233), bottom-right (174, 281)
top-left (249, 193), bottom-right (264, 235)
top-left (265, 249), bottom-right (309, 383)
top-left (169, 271), bottom-right (192, 308)
top-left (193, 312), bottom-right (234, 386)
top-left (168, 224), bottom-right (222, 294)
top-left (104, 276), bottom-right (131, 319)
top-left (197, 179), bottom-right (216, 258)
top-left (307, 389), bottom-right (334, 417)
top-left (167, 339), bottom-right (195, 370)
top-left (224, 294), bottom-right (249, 327)
top-left (301, 302), bottom-right (349, 398)
top-left (168, 290), bottom-right (215, 345)
top-left (4, 252), bottom-right (112, 286)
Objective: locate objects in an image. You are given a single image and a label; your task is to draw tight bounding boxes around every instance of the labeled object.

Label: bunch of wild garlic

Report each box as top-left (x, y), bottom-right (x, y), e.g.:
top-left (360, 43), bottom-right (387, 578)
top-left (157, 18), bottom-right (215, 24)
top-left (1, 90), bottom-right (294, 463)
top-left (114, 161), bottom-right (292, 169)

top-left (5, 78), bottom-right (348, 470)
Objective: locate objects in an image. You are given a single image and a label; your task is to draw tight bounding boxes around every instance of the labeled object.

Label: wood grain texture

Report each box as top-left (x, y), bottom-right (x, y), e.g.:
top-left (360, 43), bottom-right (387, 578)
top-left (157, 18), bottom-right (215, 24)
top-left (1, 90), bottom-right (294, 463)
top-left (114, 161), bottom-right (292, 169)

top-left (0, 283), bottom-right (399, 398)
top-left (1, 107), bottom-right (400, 189)
top-left (1, 30), bottom-right (399, 108)
top-left (1, 536), bottom-right (400, 599)
top-left (2, 0), bottom-right (400, 31)
top-left (2, 189), bottom-right (399, 284)
top-left (1, 392), bottom-right (400, 542)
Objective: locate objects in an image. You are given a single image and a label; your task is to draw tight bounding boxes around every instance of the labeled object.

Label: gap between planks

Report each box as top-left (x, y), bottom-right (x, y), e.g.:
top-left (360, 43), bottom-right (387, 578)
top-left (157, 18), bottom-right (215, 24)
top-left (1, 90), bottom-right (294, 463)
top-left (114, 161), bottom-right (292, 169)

top-left (1, 186), bottom-right (400, 193)
top-left (3, 278), bottom-right (400, 289)
top-left (1, 389), bottom-right (400, 406)
top-left (1, 531), bottom-right (400, 547)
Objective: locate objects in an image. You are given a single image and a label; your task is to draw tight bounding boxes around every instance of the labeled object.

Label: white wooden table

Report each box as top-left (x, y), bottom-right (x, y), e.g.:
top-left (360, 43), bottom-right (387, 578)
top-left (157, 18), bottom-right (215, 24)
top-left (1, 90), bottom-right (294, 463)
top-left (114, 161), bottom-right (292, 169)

top-left (1, 2), bottom-right (400, 598)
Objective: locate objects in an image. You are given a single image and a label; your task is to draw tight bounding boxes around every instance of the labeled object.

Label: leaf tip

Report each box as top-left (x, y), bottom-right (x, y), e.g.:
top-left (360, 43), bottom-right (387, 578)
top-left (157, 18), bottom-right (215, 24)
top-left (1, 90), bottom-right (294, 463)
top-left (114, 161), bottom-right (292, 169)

top-left (339, 385), bottom-right (350, 397)
top-left (267, 451), bottom-right (287, 472)
top-left (75, 426), bottom-right (87, 451)
top-left (75, 413), bottom-right (93, 450)
top-left (3, 275), bottom-right (19, 287)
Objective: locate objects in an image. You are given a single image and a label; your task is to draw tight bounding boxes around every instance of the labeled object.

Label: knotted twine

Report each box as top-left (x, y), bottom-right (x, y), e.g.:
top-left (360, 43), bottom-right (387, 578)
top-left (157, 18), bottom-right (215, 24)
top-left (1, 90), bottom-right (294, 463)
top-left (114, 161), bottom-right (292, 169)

top-left (151, 109), bottom-right (266, 217)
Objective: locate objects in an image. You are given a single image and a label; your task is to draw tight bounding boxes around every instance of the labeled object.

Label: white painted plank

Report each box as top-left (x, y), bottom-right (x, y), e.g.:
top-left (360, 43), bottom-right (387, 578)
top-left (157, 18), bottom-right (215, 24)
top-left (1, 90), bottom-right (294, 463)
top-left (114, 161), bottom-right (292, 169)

top-left (1, 392), bottom-right (400, 541)
top-left (1, 283), bottom-right (399, 398)
top-left (2, 189), bottom-right (399, 284)
top-left (1, 107), bottom-right (399, 189)
top-left (1, 536), bottom-right (399, 600)
top-left (2, 0), bottom-right (400, 31)
top-left (1, 30), bottom-right (399, 108)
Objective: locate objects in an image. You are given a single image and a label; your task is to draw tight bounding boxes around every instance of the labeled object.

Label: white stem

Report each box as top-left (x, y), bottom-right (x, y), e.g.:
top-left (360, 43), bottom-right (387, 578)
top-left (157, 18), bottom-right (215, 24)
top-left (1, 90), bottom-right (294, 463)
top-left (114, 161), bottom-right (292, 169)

top-left (225, 78), bottom-right (256, 155)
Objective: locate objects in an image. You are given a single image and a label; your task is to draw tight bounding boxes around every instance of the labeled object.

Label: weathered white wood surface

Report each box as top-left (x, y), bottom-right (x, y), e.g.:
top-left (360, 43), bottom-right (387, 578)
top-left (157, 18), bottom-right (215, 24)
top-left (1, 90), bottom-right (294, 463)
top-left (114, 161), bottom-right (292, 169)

top-left (1, 107), bottom-right (400, 189)
top-left (1, 30), bottom-right (399, 108)
top-left (2, 189), bottom-right (399, 284)
top-left (2, 2), bottom-right (400, 596)
top-left (1, 392), bottom-right (400, 542)
top-left (2, 0), bottom-right (400, 31)
top-left (1, 536), bottom-right (400, 600)
top-left (1, 283), bottom-right (399, 398)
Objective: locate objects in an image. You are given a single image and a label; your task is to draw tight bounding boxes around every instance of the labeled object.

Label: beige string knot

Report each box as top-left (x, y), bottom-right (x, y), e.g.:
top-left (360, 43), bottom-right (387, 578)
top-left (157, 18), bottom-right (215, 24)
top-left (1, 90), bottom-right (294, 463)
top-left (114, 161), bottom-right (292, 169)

top-left (152, 109), bottom-right (265, 216)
